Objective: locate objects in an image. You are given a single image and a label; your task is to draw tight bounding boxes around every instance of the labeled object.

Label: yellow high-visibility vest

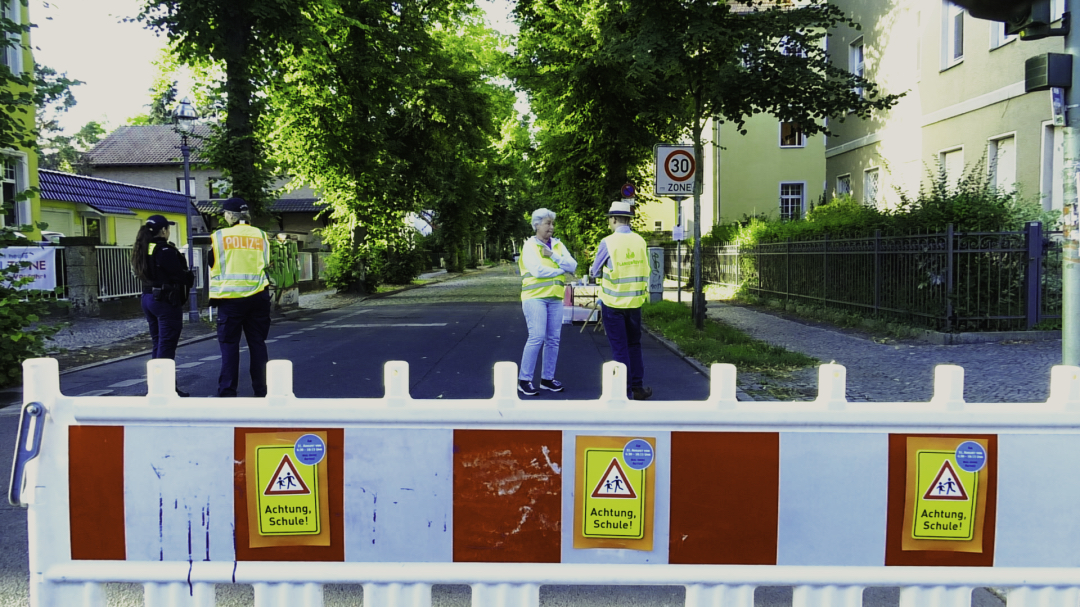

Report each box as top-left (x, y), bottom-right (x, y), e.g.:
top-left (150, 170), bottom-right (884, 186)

top-left (209, 223), bottom-right (270, 299)
top-left (599, 231), bottom-right (648, 309)
top-left (519, 238), bottom-right (570, 300)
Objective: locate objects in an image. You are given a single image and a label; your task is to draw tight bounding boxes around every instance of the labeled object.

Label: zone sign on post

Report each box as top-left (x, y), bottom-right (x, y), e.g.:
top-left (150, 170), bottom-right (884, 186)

top-left (655, 145), bottom-right (697, 195)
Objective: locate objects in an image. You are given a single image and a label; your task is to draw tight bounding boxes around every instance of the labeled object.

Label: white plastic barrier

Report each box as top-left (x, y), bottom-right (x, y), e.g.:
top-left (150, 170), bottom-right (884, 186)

top-left (10, 357), bottom-right (1080, 607)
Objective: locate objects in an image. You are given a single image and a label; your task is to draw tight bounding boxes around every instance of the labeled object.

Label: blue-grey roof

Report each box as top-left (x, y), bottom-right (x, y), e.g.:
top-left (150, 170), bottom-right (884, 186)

top-left (85, 124), bottom-right (212, 166)
top-left (196, 198), bottom-right (323, 214)
top-left (39, 169), bottom-right (193, 216)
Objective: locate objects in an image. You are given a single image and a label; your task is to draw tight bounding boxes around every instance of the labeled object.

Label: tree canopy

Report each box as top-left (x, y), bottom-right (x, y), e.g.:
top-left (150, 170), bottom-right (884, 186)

top-left (513, 0), bottom-right (903, 255)
top-left (125, 0), bottom-right (901, 289)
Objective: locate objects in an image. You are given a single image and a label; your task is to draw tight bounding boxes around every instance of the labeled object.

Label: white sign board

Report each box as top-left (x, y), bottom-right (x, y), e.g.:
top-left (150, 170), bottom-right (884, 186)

top-left (2, 247), bottom-right (57, 290)
top-left (655, 145), bottom-right (697, 196)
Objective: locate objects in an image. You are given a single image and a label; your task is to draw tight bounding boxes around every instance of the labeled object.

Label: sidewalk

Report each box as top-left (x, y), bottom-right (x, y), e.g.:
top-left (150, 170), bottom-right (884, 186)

top-left (703, 301), bottom-right (1061, 403)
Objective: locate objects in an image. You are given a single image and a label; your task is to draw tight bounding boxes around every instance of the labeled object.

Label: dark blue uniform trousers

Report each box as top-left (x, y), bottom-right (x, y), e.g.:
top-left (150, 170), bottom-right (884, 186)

top-left (216, 289), bottom-right (272, 397)
top-left (142, 293), bottom-right (183, 359)
top-left (600, 302), bottom-right (645, 393)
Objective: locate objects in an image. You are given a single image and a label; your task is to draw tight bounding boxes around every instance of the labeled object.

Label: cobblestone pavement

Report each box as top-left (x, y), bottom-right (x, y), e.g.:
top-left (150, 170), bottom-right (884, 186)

top-left (706, 302), bottom-right (1062, 403)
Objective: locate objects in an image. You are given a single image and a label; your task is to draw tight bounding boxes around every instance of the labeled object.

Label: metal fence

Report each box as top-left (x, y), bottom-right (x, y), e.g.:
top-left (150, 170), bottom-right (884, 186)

top-left (665, 222), bottom-right (1062, 332)
top-left (95, 245), bottom-right (140, 300)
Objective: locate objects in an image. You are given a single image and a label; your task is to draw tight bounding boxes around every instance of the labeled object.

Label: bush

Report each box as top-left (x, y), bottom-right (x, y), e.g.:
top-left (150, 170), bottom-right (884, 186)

top-left (323, 247), bottom-right (365, 292)
top-left (722, 157), bottom-right (1047, 246)
top-left (380, 243), bottom-right (426, 285)
top-left (0, 228), bottom-right (63, 387)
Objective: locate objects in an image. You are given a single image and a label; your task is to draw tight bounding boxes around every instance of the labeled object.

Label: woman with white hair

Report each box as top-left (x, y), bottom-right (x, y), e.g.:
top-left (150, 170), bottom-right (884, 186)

top-left (517, 208), bottom-right (578, 396)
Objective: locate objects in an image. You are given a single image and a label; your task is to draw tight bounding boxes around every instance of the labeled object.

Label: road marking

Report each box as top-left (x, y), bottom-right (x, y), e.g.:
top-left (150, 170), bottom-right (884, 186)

top-left (109, 379), bottom-right (146, 388)
top-left (176, 362), bottom-right (204, 368)
top-left (264, 339), bottom-right (278, 344)
top-left (0, 406), bottom-right (22, 417)
top-left (76, 390), bottom-right (114, 396)
top-left (330, 323), bottom-right (448, 328)
top-left (201, 356), bottom-right (221, 361)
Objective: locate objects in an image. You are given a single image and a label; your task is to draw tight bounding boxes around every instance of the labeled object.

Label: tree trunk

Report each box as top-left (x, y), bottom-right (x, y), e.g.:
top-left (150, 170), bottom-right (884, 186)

top-left (222, 5), bottom-right (258, 206)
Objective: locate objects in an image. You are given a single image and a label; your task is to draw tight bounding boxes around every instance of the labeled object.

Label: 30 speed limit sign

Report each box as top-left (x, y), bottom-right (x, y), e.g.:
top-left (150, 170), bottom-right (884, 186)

top-left (655, 145), bottom-right (698, 196)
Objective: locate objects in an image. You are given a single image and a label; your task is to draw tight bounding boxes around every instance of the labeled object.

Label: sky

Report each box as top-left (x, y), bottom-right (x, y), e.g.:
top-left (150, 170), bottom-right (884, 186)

top-left (31, 0), bottom-right (519, 134)
top-left (32, 0), bottom-right (166, 132)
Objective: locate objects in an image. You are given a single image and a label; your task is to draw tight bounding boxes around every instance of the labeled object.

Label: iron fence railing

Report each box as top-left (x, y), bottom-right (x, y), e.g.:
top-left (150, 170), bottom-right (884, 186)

top-left (96, 245), bottom-right (140, 300)
top-left (665, 222), bottom-right (1062, 332)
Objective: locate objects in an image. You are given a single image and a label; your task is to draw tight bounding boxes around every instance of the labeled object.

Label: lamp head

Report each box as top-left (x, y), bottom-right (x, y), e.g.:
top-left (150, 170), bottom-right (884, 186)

top-left (174, 97), bottom-right (198, 134)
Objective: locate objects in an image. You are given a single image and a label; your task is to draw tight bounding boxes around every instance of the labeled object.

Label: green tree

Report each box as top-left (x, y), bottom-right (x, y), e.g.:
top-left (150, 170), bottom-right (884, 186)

top-left (267, 0), bottom-right (523, 287)
top-left (136, 0), bottom-right (320, 212)
top-left (38, 120), bottom-right (104, 172)
top-left (515, 0), bottom-right (904, 323)
top-left (34, 63), bottom-right (89, 171)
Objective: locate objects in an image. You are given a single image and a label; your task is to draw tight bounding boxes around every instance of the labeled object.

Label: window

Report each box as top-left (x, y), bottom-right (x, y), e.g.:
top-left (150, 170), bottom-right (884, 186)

top-left (653, 220), bottom-right (663, 232)
top-left (176, 177), bottom-right (196, 196)
top-left (208, 177), bottom-right (231, 199)
top-left (1, 157), bottom-right (14, 227)
top-left (988, 136), bottom-right (1016, 192)
top-left (836, 174), bottom-right (852, 196)
top-left (84, 217), bottom-right (101, 241)
top-left (780, 122), bottom-right (806, 148)
top-left (0, 0), bottom-right (22, 74)
top-left (990, 21), bottom-right (1016, 49)
top-left (940, 147), bottom-right (964, 191)
top-left (778, 35), bottom-right (807, 58)
top-left (0, 156), bottom-right (27, 228)
top-left (943, 1), bottom-right (964, 67)
top-left (864, 168), bottom-right (880, 207)
top-left (780, 183), bottom-right (805, 220)
top-left (849, 38), bottom-right (865, 98)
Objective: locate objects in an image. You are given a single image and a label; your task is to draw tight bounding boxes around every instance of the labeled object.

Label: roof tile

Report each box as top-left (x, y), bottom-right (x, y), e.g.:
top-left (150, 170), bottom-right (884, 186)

top-left (85, 124), bottom-right (213, 166)
top-left (39, 169), bottom-right (193, 216)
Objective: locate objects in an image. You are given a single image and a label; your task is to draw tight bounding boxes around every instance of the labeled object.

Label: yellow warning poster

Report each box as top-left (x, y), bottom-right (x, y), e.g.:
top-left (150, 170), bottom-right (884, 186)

top-left (901, 436), bottom-right (989, 553)
top-left (574, 436), bottom-right (655, 551)
top-left (245, 431), bottom-right (331, 548)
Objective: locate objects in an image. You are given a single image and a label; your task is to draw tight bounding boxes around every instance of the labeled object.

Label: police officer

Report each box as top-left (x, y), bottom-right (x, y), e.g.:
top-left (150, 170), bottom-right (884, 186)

top-left (131, 214), bottom-right (195, 397)
top-left (589, 200), bottom-right (652, 400)
top-left (209, 197), bottom-right (272, 397)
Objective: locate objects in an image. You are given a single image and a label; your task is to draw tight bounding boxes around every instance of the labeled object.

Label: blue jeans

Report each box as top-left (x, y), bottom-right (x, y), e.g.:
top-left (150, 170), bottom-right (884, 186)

top-left (141, 293), bottom-right (183, 360)
top-left (600, 302), bottom-right (644, 390)
top-left (519, 297), bottom-right (563, 382)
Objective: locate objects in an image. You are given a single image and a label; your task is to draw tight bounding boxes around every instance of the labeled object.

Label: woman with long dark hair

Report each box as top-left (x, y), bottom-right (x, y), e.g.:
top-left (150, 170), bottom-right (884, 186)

top-left (131, 214), bottom-right (195, 396)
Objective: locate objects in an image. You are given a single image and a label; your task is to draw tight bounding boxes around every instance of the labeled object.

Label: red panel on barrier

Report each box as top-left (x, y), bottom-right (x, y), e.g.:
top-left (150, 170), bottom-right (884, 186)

top-left (885, 433), bottom-right (997, 566)
top-left (234, 428), bottom-right (344, 561)
top-left (669, 432), bottom-right (779, 564)
top-left (69, 426), bottom-right (126, 560)
top-left (453, 430), bottom-right (562, 562)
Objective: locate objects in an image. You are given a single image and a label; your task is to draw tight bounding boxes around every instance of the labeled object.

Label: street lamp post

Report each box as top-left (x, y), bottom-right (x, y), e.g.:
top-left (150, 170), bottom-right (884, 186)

top-left (174, 97), bottom-right (200, 324)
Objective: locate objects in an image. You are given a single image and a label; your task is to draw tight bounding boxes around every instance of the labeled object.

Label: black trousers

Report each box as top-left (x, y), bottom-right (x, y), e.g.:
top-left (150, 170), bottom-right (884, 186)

top-left (216, 290), bottom-right (272, 397)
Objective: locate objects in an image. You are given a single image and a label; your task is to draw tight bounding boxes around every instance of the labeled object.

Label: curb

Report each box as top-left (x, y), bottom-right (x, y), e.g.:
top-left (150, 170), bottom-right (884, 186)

top-left (641, 326), bottom-right (756, 402)
top-left (1, 266), bottom-right (503, 396)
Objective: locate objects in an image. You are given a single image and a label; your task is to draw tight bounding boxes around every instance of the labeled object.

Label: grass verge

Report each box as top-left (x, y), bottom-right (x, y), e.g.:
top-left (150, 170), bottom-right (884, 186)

top-left (642, 300), bottom-right (817, 372)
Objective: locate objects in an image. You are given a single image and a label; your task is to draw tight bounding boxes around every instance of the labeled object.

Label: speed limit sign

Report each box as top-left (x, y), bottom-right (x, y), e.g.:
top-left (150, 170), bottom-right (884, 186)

top-left (655, 145), bottom-right (698, 196)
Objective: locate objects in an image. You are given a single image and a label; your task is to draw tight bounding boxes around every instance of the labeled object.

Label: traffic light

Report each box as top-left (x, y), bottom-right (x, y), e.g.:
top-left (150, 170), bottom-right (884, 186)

top-left (955, 0), bottom-right (1063, 41)
top-left (957, 0), bottom-right (1033, 23)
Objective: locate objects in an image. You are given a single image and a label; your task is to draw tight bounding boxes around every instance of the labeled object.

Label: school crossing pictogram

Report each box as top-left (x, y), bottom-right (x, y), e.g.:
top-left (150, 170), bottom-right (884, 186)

top-left (590, 458), bottom-right (637, 499)
top-left (263, 454), bottom-right (311, 496)
top-left (922, 459), bottom-right (968, 501)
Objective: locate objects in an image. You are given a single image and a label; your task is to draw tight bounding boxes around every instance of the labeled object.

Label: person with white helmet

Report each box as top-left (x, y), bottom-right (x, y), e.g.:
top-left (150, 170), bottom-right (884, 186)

top-left (589, 200), bottom-right (652, 400)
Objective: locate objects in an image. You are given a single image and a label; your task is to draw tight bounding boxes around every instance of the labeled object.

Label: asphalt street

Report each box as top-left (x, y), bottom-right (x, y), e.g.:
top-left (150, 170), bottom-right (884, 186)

top-left (0, 268), bottom-right (1004, 606)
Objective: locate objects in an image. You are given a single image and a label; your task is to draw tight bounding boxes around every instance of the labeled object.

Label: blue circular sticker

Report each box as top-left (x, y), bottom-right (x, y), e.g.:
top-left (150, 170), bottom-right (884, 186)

top-left (294, 434), bottom-right (326, 466)
top-left (623, 439), bottom-right (654, 470)
top-left (955, 441), bottom-right (986, 473)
